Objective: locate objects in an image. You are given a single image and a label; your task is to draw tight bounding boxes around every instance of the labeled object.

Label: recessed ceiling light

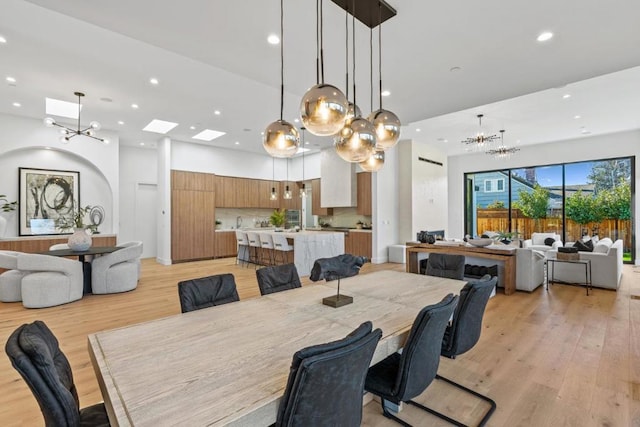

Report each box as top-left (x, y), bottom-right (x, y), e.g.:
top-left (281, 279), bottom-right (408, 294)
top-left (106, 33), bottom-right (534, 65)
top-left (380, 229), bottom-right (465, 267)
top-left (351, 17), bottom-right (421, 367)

top-left (140, 142), bottom-right (145, 146)
top-left (381, 90), bottom-right (391, 97)
top-left (12, 102), bottom-right (21, 107)
top-left (267, 34), bottom-right (280, 44)
top-left (294, 118), bottom-right (299, 123)
top-left (0, 36), bottom-right (6, 44)
top-left (234, 141), bottom-right (240, 145)
top-left (574, 115), bottom-right (581, 119)
top-left (305, 141), bottom-right (310, 145)
top-left (190, 126), bottom-right (196, 130)
top-left (416, 128), bottom-right (421, 132)
top-left (537, 31), bottom-right (553, 42)
top-left (214, 110), bottom-right (221, 115)
top-left (118, 120), bottom-right (125, 125)
top-left (131, 103), bottom-right (139, 109)
top-left (149, 77), bottom-right (159, 85)
top-left (581, 130), bottom-right (591, 135)
top-left (562, 94), bottom-right (571, 99)
top-left (46, 97), bottom-right (81, 118)
top-left (143, 119), bottom-right (179, 134)
top-left (6, 76), bottom-right (16, 83)
top-left (103, 139), bottom-right (110, 145)
top-left (192, 129), bottom-right (226, 141)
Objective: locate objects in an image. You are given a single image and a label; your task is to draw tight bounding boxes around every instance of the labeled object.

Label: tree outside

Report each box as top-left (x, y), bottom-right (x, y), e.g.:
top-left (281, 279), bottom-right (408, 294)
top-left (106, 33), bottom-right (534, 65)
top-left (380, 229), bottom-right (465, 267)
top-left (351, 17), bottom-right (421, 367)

top-left (587, 159), bottom-right (631, 193)
top-left (565, 190), bottom-right (603, 236)
top-left (513, 184), bottom-right (549, 233)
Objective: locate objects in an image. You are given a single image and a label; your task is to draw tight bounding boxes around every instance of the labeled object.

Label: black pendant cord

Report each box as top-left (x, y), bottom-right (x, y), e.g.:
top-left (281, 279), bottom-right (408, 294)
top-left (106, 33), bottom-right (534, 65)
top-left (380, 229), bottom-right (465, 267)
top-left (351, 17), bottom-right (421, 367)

top-left (315, 0), bottom-right (320, 84)
top-left (77, 93), bottom-right (81, 134)
top-left (370, 26), bottom-right (373, 113)
top-left (378, 2), bottom-right (383, 110)
top-left (272, 157), bottom-right (276, 188)
top-left (279, 0), bottom-right (284, 121)
top-left (320, 0), bottom-right (325, 84)
top-left (344, 5), bottom-right (349, 100)
top-left (351, 0), bottom-right (356, 110)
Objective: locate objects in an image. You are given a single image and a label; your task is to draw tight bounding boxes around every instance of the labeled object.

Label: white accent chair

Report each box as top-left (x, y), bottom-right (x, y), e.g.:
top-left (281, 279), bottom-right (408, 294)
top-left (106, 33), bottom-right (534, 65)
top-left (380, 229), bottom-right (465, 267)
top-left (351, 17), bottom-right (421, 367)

top-left (17, 254), bottom-right (83, 308)
top-left (0, 251), bottom-right (30, 302)
top-left (515, 248), bottom-right (545, 292)
top-left (91, 241), bottom-right (143, 294)
top-left (523, 233), bottom-right (563, 252)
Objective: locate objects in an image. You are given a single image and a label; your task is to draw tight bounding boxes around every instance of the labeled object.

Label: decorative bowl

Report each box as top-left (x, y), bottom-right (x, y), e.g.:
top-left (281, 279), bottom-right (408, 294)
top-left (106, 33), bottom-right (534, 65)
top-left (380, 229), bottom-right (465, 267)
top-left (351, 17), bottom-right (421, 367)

top-left (466, 238), bottom-right (494, 247)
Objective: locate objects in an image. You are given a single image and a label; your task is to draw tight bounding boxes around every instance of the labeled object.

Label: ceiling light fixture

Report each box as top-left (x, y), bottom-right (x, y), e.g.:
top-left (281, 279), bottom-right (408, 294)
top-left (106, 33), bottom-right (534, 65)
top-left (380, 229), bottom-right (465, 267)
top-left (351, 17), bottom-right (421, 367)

top-left (283, 158), bottom-right (292, 199)
top-left (6, 76), bottom-right (16, 83)
top-left (368, 1), bottom-right (400, 150)
top-left (149, 77), bottom-right (159, 85)
top-left (143, 119), bottom-right (178, 134)
top-left (43, 92), bottom-right (107, 144)
top-left (562, 94), bottom-right (571, 99)
top-left (537, 31), bottom-right (553, 42)
top-left (461, 114), bottom-right (498, 148)
top-left (486, 129), bottom-right (520, 159)
top-left (299, 0), bottom-right (349, 136)
top-left (214, 110), bottom-right (221, 115)
top-left (263, 0), bottom-right (300, 158)
top-left (300, 127), bottom-right (307, 197)
top-left (131, 103), bottom-right (139, 109)
top-left (12, 102), bottom-right (21, 107)
top-left (118, 121), bottom-right (124, 125)
top-left (0, 36), bottom-right (7, 44)
top-left (270, 157), bottom-right (278, 200)
top-left (192, 129), bottom-right (225, 141)
top-left (267, 34), bottom-right (280, 44)
top-left (335, 0), bottom-right (376, 163)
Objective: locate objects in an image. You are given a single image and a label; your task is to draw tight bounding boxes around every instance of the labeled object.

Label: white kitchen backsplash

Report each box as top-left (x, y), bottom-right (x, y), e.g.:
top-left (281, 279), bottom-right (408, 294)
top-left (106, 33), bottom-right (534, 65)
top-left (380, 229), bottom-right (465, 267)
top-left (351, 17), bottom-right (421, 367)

top-left (216, 208), bottom-right (276, 229)
top-left (318, 207), bottom-right (371, 228)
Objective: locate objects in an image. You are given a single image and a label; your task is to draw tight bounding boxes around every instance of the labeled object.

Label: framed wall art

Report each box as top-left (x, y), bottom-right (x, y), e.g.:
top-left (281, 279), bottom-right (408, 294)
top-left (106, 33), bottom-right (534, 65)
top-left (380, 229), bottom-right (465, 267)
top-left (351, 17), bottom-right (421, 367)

top-left (19, 167), bottom-right (80, 236)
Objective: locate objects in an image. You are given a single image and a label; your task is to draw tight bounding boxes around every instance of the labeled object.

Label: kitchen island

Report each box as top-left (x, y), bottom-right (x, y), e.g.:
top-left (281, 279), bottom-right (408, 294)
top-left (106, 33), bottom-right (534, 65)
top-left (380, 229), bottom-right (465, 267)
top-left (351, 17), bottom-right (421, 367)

top-left (244, 230), bottom-right (345, 276)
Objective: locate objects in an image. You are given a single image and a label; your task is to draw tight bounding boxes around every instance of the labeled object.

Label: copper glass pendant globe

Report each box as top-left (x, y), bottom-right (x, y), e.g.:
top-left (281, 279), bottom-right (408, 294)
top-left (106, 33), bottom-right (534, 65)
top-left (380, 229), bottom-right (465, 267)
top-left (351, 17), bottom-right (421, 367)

top-left (263, 120), bottom-right (300, 158)
top-left (359, 149), bottom-right (385, 172)
top-left (368, 108), bottom-right (401, 150)
top-left (334, 117), bottom-right (376, 163)
top-left (299, 83), bottom-right (349, 136)
top-left (346, 102), bottom-right (361, 122)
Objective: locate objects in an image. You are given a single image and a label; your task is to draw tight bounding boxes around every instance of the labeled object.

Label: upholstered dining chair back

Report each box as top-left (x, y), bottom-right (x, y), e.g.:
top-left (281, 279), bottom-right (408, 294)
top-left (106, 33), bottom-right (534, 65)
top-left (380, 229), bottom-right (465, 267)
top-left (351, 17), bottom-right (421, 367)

top-left (365, 294), bottom-right (458, 404)
top-left (442, 275), bottom-right (497, 358)
top-left (91, 241), bottom-right (143, 294)
top-left (17, 254), bottom-right (84, 308)
top-left (178, 273), bottom-right (239, 313)
top-left (276, 321), bottom-right (382, 427)
top-left (256, 263), bottom-right (301, 296)
top-left (425, 253), bottom-right (465, 280)
top-left (5, 320), bottom-right (109, 427)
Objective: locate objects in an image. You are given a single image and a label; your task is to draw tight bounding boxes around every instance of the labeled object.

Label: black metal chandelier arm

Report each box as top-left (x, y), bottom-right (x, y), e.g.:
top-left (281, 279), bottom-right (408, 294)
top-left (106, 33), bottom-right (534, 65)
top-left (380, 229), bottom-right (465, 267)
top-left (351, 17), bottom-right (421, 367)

top-left (84, 134), bottom-right (105, 142)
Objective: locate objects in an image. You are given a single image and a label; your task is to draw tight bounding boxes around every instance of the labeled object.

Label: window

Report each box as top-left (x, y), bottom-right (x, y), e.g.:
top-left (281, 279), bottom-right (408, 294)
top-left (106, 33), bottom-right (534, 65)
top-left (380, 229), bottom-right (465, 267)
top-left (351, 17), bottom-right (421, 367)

top-left (484, 179), bottom-right (504, 193)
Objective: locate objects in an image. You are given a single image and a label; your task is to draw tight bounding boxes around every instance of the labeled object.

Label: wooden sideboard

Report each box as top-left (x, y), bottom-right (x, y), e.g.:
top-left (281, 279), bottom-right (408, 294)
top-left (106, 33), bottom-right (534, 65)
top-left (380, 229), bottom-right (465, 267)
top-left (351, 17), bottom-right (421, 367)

top-left (0, 234), bottom-right (117, 253)
top-left (406, 243), bottom-right (517, 295)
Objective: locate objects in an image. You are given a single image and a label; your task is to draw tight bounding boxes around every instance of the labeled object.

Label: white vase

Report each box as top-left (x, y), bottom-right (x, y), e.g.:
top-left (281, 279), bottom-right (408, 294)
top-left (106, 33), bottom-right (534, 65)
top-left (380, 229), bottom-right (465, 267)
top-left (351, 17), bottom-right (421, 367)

top-left (0, 215), bottom-right (6, 238)
top-left (68, 228), bottom-right (92, 251)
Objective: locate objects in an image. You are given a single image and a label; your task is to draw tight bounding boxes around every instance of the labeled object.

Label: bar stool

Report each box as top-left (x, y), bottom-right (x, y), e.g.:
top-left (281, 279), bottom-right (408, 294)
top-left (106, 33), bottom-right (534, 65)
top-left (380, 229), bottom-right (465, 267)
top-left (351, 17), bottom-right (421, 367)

top-left (235, 230), bottom-right (249, 267)
top-left (271, 233), bottom-right (294, 265)
top-left (260, 233), bottom-right (275, 266)
top-left (246, 232), bottom-right (262, 268)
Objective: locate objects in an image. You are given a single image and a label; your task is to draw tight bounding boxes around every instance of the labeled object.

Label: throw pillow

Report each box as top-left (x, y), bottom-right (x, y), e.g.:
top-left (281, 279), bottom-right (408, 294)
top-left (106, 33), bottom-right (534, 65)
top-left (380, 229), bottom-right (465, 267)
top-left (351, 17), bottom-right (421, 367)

top-left (544, 237), bottom-right (556, 247)
top-left (573, 239), bottom-right (593, 252)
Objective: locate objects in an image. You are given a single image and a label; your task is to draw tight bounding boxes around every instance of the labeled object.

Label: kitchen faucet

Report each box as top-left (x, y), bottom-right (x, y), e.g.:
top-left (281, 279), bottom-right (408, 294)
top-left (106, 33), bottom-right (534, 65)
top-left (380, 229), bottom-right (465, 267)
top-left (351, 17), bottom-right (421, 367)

top-left (236, 216), bottom-right (242, 229)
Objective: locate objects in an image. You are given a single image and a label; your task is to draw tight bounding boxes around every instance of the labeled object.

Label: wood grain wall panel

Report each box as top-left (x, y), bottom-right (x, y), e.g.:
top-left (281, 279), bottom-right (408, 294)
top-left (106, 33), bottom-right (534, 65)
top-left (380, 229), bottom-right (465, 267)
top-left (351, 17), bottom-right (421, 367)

top-left (311, 179), bottom-right (333, 216)
top-left (357, 172), bottom-right (372, 216)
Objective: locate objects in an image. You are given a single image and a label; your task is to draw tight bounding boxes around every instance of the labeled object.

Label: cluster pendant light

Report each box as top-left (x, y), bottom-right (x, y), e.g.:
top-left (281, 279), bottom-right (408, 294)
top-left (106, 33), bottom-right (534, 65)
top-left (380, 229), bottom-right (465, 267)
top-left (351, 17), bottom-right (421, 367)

top-left (263, 0), bottom-right (300, 158)
top-left (44, 92), bottom-right (106, 144)
top-left (300, 0), bottom-right (349, 136)
top-left (486, 129), bottom-right (520, 159)
top-left (461, 114), bottom-right (499, 149)
top-left (334, 0), bottom-right (376, 163)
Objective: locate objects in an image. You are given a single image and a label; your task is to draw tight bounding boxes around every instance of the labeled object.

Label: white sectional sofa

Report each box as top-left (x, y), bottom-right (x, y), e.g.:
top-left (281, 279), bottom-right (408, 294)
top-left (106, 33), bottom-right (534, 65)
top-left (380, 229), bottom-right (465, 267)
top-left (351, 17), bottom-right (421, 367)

top-left (547, 238), bottom-right (623, 290)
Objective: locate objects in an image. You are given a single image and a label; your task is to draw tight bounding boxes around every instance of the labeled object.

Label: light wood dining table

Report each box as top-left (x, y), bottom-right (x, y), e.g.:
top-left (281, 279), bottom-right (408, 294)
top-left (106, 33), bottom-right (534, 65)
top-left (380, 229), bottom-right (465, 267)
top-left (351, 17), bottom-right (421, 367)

top-left (88, 270), bottom-right (465, 426)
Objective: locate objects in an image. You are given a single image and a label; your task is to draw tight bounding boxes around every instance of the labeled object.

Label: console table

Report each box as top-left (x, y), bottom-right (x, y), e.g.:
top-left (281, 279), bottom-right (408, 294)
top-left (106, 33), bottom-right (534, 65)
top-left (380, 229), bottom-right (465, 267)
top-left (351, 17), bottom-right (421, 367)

top-left (406, 243), bottom-right (517, 295)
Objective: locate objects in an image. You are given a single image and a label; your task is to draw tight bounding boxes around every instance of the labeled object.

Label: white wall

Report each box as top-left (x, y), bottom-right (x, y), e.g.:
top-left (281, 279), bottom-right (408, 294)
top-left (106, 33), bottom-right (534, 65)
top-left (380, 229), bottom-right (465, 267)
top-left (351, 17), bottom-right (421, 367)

top-left (448, 129), bottom-right (640, 263)
top-left (0, 114), bottom-right (119, 237)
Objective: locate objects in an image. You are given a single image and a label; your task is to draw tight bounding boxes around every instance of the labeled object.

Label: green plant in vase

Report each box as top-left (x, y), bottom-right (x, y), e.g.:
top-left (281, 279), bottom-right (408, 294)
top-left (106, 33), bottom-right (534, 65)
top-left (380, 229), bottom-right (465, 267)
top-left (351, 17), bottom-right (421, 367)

top-left (0, 194), bottom-right (18, 212)
top-left (493, 230), bottom-right (519, 245)
top-left (270, 209), bottom-right (286, 230)
top-left (56, 204), bottom-right (92, 232)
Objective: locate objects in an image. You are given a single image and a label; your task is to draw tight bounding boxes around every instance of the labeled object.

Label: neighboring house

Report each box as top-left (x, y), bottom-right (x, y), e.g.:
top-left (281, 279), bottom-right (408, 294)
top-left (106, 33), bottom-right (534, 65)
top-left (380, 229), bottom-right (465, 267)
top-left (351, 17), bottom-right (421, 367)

top-left (474, 171), bottom-right (534, 208)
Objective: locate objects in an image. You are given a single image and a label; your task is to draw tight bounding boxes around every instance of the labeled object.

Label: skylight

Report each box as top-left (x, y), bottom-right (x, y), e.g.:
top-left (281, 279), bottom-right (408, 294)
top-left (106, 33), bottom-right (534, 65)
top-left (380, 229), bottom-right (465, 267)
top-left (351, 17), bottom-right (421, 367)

top-left (45, 97), bottom-right (81, 119)
top-left (192, 129), bottom-right (226, 141)
top-left (143, 119), bottom-right (179, 134)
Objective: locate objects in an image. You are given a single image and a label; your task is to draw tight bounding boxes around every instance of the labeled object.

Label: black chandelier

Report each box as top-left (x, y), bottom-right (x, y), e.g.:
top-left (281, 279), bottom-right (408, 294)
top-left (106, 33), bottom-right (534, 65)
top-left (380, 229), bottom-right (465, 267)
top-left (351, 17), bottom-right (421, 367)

top-left (486, 129), bottom-right (520, 159)
top-left (44, 92), bottom-right (106, 144)
top-left (461, 114), bottom-right (499, 146)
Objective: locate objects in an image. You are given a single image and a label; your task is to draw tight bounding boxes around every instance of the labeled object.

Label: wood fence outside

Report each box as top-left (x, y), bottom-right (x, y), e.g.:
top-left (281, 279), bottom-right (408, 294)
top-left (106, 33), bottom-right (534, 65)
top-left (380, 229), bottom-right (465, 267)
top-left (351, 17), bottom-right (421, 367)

top-left (476, 208), bottom-right (632, 250)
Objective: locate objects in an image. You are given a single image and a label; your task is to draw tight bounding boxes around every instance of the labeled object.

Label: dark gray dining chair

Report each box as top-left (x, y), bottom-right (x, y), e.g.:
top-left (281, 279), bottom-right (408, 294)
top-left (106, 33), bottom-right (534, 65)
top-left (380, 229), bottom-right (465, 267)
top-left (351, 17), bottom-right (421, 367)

top-left (5, 320), bottom-right (110, 427)
top-left (364, 294), bottom-right (459, 426)
top-left (276, 321), bottom-right (382, 426)
top-left (178, 273), bottom-right (240, 313)
top-left (256, 263), bottom-right (301, 296)
top-left (425, 253), bottom-right (465, 280)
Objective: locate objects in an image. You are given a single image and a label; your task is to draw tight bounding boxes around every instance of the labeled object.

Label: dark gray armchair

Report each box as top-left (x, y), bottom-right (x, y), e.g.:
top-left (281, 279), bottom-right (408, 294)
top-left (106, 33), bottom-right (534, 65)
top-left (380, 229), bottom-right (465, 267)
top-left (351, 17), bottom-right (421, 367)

top-left (178, 273), bottom-right (239, 313)
top-left (5, 320), bottom-right (109, 426)
top-left (276, 321), bottom-right (381, 426)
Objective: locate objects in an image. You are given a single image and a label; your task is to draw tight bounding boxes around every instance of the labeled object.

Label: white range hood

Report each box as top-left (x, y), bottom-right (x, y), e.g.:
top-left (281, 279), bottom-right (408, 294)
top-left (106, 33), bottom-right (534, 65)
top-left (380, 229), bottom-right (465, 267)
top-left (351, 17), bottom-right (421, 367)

top-left (320, 148), bottom-right (356, 208)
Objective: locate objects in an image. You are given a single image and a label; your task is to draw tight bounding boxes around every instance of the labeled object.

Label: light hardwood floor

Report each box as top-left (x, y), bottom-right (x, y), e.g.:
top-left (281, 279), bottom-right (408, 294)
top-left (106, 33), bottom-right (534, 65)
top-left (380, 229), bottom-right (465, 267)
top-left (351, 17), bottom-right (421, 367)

top-left (1, 258), bottom-right (639, 426)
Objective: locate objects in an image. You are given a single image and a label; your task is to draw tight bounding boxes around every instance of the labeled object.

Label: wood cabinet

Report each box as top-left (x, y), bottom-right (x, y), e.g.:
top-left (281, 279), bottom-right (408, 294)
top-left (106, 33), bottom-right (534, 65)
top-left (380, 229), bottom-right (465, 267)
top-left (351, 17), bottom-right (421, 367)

top-left (215, 176), bottom-right (283, 209)
top-left (214, 231), bottom-right (237, 258)
top-left (357, 172), bottom-right (372, 216)
top-left (311, 179), bottom-right (333, 216)
top-left (171, 170), bottom-right (216, 262)
top-left (344, 231), bottom-right (372, 258)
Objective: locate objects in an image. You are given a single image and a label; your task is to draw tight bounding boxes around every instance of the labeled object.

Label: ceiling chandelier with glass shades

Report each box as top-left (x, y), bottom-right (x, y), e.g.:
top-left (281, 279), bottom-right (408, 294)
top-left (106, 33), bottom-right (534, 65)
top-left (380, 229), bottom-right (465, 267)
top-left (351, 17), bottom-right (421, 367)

top-left (461, 114), bottom-right (499, 147)
top-left (486, 129), bottom-right (520, 159)
top-left (43, 92), bottom-right (107, 144)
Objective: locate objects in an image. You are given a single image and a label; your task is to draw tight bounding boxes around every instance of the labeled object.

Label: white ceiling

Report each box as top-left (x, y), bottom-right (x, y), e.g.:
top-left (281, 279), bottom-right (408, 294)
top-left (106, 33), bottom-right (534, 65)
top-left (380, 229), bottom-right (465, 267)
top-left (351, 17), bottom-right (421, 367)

top-left (1, 0), bottom-right (639, 155)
